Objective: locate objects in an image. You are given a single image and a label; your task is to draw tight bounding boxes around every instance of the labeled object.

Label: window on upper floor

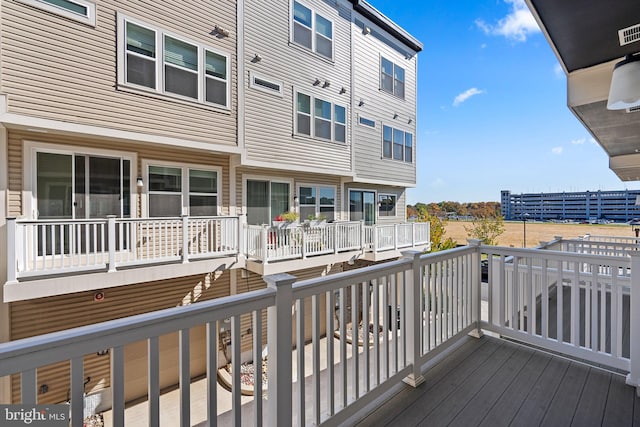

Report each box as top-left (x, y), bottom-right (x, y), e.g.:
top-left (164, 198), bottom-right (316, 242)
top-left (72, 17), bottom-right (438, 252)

top-left (18, 0), bottom-right (96, 26)
top-left (120, 16), bottom-right (230, 109)
top-left (292, 1), bottom-right (333, 60)
top-left (383, 125), bottom-right (413, 163)
top-left (147, 164), bottom-right (219, 217)
top-left (296, 92), bottom-right (346, 143)
top-left (380, 57), bottom-right (405, 99)
top-left (378, 194), bottom-right (397, 217)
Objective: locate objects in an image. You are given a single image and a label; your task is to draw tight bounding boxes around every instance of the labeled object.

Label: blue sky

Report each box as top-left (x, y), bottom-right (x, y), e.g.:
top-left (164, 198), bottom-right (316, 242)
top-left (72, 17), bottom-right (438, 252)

top-left (371, 0), bottom-right (640, 204)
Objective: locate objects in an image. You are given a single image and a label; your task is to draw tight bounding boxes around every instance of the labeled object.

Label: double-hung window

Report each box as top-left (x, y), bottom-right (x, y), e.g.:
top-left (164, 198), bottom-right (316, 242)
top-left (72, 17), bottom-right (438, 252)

top-left (292, 1), bottom-right (333, 59)
top-left (18, 0), bottom-right (96, 25)
top-left (296, 92), bottom-right (346, 143)
top-left (121, 16), bottom-right (229, 108)
top-left (380, 57), bottom-right (405, 99)
top-left (147, 164), bottom-right (219, 217)
top-left (299, 185), bottom-right (335, 221)
top-left (382, 125), bottom-right (413, 163)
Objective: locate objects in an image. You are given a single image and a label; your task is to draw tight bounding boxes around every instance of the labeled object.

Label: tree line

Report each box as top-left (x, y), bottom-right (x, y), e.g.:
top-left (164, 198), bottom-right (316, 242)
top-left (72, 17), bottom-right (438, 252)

top-left (407, 201), bottom-right (501, 219)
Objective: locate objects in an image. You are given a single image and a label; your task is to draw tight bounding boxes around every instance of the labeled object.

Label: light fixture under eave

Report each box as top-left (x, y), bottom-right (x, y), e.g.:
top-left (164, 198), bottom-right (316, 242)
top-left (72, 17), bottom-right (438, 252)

top-left (136, 176), bottom-right (144, 188)
top-left (607, 54), bottom-right (640, 110)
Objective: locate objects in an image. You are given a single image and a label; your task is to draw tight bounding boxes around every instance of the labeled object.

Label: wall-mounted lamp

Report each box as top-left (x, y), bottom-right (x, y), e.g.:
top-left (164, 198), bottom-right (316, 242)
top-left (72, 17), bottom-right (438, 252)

top-left (313, 78), bottom-right (322, 86)
top-left (323, 80), bottom-right (331, 88)
top-left (293, 196), bottom-right (299, 204)
top-left (393, 113), bottom-right (399, 119)
top-left (607, 53), bottom-right (640, 110)
top-left (358, 99), bottom-right (365, 106)
top-left (252, 53), bottom-right (262, 63)
top-left (136, 177), bottom-right (144, 188)
top-left (362, 26), bottom-right (371, 35)
top-left (408, 118), bottom-right (413, 124)
top-left (213, 25), bottom-right (230, 37)
top-left (96, 349), bottom-right (110, 357)
top-left (39, 384), bottom-right (49, 395)
top-left (340, 87), bottom-right (347, 94)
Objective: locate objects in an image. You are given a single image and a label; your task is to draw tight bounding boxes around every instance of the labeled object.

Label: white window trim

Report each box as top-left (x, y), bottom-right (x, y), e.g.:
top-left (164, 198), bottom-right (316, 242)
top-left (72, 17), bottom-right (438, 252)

top-left (249, 70), bottom-right (284, 97)
top-left (297, 183), bottom-right (337, 219)
top-left (294, 89), bottom-right (347, 143)
top-left (242, 175), bottom-right (295, 218)
top-left (357, 114), bottom-right (376, 128)
top-left (379, 55), bottom-right (405, 100)
top-left (18, 0), bottom-right (96, 26)
top-left (347, 188), bottom-right (377, 224)
top-left (24, 141), bottom-right (137, 220)
top-left (117, 13), bottom-right (231, 110)
top-left (142, 160), bottom-right (221, 217)
top-left (290, 0), bottom-right (335, 61)
top-left (382, 124), bottom-right (413, 163)
top-left (378, 193), bottom-right (398, 217)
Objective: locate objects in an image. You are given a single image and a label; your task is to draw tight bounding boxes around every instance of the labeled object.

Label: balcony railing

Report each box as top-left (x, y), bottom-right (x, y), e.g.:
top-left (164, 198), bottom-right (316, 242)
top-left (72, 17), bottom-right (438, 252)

top-left (4, 240), bottom-right (638, 425)
top-left (245, 221), bottom-right (430, 264)
top-left (6, 216), bottom-right (239, 281)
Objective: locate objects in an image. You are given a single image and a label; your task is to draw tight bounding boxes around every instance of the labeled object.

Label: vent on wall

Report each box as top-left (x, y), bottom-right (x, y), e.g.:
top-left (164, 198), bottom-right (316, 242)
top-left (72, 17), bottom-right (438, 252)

top-left (619, 23), bottom-right (640, 46)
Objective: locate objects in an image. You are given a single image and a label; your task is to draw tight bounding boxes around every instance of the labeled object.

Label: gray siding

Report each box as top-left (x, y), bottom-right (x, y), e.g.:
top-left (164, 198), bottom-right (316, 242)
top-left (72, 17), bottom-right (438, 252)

top-left (243, 0), bottom-right (352, 174)
top-left (1, 0), bottom-right (237, 147)
top-left (351, 15), bottom-right (417, 185)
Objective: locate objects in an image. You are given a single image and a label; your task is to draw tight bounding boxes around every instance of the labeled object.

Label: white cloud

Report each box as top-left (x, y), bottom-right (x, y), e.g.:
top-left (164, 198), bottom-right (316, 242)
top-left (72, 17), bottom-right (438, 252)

top-left (475, 0), bottom-right (540, 42)
top-left (480, 43), bottom-right (487, 49)
top-left (431, 178), bottom-right (445, 188)
top-left (453, 88), bottom-right (486, 107)
top-left (570, 138), bottom-right (585, 145)
top-left (553, 63), bottom-right (564, 79)
top-left (551, 146), bottom-right (563, 155)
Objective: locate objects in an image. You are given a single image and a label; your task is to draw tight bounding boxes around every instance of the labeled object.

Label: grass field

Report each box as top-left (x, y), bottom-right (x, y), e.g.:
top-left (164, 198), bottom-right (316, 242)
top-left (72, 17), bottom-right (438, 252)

top-left (443, 220), bottom-right (635, 248)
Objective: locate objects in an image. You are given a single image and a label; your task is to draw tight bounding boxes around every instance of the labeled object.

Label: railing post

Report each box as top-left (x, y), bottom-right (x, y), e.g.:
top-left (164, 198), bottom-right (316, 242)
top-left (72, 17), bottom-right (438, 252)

top-left (333, 223), bottom-right (338, 254)
top-left (182, 215), bottom-right (189, 263)
top-left (262, 225), bottom-right (269, 264)
top-left (372, 223), bottom-right (378, 253)
top-left (467, 239), bottom-right (483, 338)
top-left (107, 215), bottom-right (117, 272)
top-left (394, 224), bottom-right (399, 250)
top-left (238, 214), bottom-right (247, 258)
top-left (412, 223), bottom-right (416, 247)
top-left (302, 228), bottom-right (307, 259)
top-left (264, 273), bottom-right (296, 427)
top-left (627, 251), bottom-right (640, 396)
top-left (6, 217), bottom-right (17, 283)
top-left (401, 250), bottom-right (425, 387)
top-left (360, 220), bottom-right (366, 251)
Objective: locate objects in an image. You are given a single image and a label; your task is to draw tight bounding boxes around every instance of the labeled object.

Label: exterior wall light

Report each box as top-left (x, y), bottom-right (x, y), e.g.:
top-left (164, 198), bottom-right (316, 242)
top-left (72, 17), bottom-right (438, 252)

top-left (252, 54), bottom-right (262, 63)
top-left (608, 54), bottom-right (640, 110)
top-left (136, 177), bottom-right (144, 188)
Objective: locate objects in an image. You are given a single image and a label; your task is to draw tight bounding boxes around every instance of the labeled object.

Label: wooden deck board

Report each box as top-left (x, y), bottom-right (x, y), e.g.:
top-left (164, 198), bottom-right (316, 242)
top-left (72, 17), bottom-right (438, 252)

top-left (571, 369), bottom-right (612, 427)
top-left (356, 335), bottom-right (639, 427)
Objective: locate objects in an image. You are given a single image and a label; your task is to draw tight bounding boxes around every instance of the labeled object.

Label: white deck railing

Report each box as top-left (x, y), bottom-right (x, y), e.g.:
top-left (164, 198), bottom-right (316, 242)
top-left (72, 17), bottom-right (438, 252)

top-left (555, 238), bottom-right (639, 258)
top-left (7, 216), bottom-right (239, 281)
top-left (6, 240), bottom-right (639, 425)
top-left (245, 221), bottom-right (430, 264)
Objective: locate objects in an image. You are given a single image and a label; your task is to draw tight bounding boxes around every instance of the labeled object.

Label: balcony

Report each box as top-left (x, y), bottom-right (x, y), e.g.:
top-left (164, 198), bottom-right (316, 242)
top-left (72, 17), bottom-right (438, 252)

top-left (245, 221), bottom-right (430, 275)
top-left (1, 237), bottom-right (639, 426)
top-left (4, 217), bottom-right (430, 297)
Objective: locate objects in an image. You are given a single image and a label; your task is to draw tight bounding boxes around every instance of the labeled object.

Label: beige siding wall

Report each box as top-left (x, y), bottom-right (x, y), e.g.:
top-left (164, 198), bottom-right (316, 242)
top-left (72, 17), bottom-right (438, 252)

top-left (243, 0), bottom-right (352, 173)
top-left (1, 0), bottom-right (237, 146)
top-left (7, 130), bottom-right (231, 218)
top-left (351, 16), bottom-right (418, 185)
top-left (10, 271), bottom-right (231, 404)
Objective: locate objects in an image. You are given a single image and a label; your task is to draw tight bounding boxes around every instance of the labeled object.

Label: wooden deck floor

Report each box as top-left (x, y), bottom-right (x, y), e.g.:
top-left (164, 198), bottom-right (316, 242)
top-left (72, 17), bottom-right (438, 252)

top-left (357, 335), bottom-right (640, 427)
